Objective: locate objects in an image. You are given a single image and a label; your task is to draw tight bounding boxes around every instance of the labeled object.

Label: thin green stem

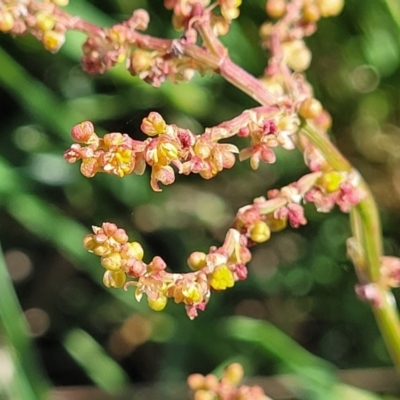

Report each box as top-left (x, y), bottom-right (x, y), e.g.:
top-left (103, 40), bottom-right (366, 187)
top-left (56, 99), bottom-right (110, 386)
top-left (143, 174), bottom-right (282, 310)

top-left (300, 121), bottom-right (400, 371)
top-left (300, 120), bottom-right (352, 172)
top-left (373, 289), bottom-right (400, 370)
top-left (354, 185), bottom-right (383, 282)
top-left (348, 208), bottom-right (369, 280)
top-left (0, 243), bottom-right (51, 400)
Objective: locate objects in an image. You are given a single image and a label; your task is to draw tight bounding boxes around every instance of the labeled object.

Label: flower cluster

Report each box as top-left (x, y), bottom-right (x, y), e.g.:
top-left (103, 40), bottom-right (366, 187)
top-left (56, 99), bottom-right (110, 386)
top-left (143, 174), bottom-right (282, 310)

top-left (304, 170), bottom-right (365, 213)
top-left (233, 170), bottom-right (364, 240)
top-left (0, 0), bottom-right (69, 52)
top-left (238, 108), bottom-right (298, 169)
top-left (262, 0), bottom-right (344, 73)
top-left (83, 222), bottom-right (252, 319)
top-left (187, 362), bottom-right (272, 400)
top-left (57, 0), bottom-right (371, 321)
top-left (259, 0), bottom-right (344, 124)
top-left (81, 10), bottom-right (202, 85)
top-left (64, 107), bottom-right (301, 191)
top-left (80, 10), bottom-right (150, 75)
top-left (63, 120), bottom-right (146, 179)
top-left (81, 164), bottom-right (364, 319)
top-left (164, 0), bottom-right (242, 31)
top-left (0, 0), bottom-right (245, 84)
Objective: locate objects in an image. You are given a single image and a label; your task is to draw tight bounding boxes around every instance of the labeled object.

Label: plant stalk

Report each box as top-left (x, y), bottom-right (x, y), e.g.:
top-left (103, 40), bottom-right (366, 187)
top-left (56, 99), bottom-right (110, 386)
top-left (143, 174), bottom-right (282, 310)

top-left (300, 121), bottom-right (400, 371)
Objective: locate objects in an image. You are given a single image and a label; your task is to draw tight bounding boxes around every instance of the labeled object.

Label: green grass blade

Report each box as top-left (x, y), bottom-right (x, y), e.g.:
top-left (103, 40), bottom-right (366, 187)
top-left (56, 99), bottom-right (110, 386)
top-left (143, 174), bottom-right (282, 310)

top-left (63, 328), bottom-right (129, 393)
top-left (0, 243), bottom-right (51, 400)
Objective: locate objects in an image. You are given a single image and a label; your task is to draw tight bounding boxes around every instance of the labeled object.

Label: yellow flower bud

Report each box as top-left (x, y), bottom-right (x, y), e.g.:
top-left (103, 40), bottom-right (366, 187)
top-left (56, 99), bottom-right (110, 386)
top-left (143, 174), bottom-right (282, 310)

top-left (223, 363), bottom-right (244, 385)
top-left (0, 11), bottom-right (14, 32)
top-left (52, 0), bottom-right (69, 6)
top-left (194, 390), bottom-right (214, 400)
top-left (212, 16), bottom-right (229, 36)
top-left (283, 40), bottom-right (312, 71)
top-left (316, 0), bottom-right (344, 17)
top-left (266, 0), bottom-right (286, 19)
top-left (36, 13), bottom-right (55, 32)
top-left (147, 295), bottom-right (167, 311)
top-left (42, 30), bottom-right (65, 53)
top-left (188, 252), bottom-right (207, 270)
top-left (103, 270), bottom-right (126, 288)
top-left (83, 235), bottom-right (96, 251)
top-left (93, 245), bottom-right (110, 256)
top-left (187, 373), bottom-right (205, 390)
top-left (302, 4), bottom-right (321, 22)
top-left (128, 242), bottom-right (144, 260)
top-left (249, 221), bottom-right (271, 243)
top-left (259, 22), bottom-right (273, 40)
top-left (298, 98), bottom-right (323, 120)
top-left (101, 252), bottom-right (122, 271)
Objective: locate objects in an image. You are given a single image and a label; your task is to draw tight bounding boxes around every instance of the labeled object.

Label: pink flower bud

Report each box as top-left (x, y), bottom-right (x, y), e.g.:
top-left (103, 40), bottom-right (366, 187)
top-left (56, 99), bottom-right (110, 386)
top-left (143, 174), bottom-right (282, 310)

top-left (71, 121), bottom-right (95, 143)
top-left (355, 283), bottom-right (383, 308)
top-left (149, 256), bottom-right (167, 272)
top-left (238, 126), bottom-right (250, 137)
top-left (380, 256), bottom-right (400, 287)
top-left (102, 222), bottom-right (118, 236)
top-left (234, 264), bottom-right (248, 280)
top-left (128, 9), bottom-right (150, 31)
top-left (127, 260), bottom-right (147, 277)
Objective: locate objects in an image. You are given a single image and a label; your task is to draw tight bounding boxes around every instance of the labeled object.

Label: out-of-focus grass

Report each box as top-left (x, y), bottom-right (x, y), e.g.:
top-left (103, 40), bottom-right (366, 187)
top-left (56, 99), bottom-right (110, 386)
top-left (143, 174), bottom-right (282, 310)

top-left (0, 244), bottom-right (50, 400)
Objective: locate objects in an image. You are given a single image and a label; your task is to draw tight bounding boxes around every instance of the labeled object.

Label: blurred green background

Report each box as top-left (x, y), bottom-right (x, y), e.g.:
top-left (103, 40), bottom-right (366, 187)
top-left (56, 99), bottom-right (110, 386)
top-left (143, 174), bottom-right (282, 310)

top-left (1, 0), bottom-right (400, 399)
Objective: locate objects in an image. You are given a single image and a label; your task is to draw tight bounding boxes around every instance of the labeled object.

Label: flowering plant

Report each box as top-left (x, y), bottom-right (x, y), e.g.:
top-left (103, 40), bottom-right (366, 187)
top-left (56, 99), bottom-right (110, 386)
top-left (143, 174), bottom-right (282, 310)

top-left (1, 0), bottom-right (400, 399)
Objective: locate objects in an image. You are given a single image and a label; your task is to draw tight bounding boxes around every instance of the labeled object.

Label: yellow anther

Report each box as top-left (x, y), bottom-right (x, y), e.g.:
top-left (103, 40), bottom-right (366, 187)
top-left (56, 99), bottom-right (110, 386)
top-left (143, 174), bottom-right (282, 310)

top-left (159, 142), bottom-right (179, 161)
top-left (210, 265), bottom-right (234, 291)
top-left (101, 252), bottom-right (122, 271)
top-left (182, 285), bottom-right (202, 304)
top-left (319, 171), bottom-right (343, 193)
top-left (103, 270), bottom-right (126, 288)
